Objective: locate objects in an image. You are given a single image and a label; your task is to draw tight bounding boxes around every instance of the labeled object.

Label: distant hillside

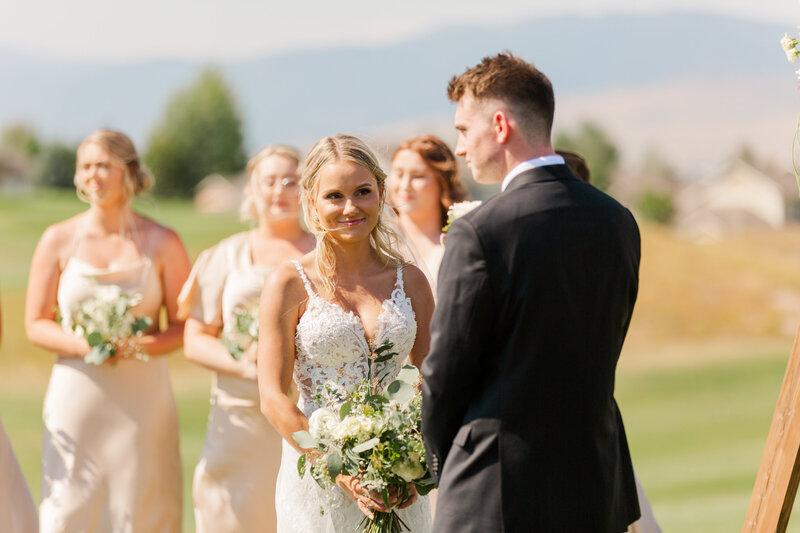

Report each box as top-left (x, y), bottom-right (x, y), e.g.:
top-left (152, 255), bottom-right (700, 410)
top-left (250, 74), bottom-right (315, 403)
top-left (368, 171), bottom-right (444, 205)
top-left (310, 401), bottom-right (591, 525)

top-left (0, 11), bottom-right (791, 173)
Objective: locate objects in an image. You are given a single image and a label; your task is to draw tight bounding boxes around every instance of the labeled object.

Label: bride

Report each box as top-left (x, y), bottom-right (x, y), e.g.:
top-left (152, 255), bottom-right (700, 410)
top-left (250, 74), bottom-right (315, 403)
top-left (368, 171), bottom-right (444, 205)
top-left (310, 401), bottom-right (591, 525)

top-left (257, 134), bottom-right (435, 532)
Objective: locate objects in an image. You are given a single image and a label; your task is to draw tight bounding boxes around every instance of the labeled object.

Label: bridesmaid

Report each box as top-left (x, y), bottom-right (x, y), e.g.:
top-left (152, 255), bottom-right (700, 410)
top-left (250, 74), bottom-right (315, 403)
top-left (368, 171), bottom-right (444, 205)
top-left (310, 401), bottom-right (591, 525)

top-left (178, 145), bottom-right (314, 532)
top-left (0, 296), bottom-right (39, 533)
top-left (25, 129), bottom-right (189, 532)
top-left (388, 135), bottom-right (468, 293)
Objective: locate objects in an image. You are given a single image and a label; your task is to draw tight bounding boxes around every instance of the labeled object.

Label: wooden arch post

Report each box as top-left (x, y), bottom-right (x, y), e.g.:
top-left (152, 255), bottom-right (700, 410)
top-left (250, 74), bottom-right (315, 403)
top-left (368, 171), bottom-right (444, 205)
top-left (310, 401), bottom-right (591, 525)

top-left (744, 328), bottom-right (800, 532)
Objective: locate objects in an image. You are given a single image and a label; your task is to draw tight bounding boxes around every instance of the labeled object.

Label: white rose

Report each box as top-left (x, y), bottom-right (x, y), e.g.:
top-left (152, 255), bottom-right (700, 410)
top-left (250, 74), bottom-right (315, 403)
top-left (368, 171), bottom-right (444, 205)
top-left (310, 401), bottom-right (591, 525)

top-left (390, 453), bottom-right (425, 482)
top-left (308, 408), bottom-right (338, 439)
top-left (358, 416), bottom-right (378, 437)
top-left (448, 201), bottom-right (483, 222)
top-left (331, 416), bottom-right (364, 440)
top-left (343, 416), bottom-right (363, 438)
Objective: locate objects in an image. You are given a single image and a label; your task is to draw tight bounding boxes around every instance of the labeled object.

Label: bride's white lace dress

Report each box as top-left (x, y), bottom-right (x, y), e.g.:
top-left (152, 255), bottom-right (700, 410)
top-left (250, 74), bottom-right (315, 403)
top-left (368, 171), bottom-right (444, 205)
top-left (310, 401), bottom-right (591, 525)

top-left (275, 261), bottom-right (432, 533)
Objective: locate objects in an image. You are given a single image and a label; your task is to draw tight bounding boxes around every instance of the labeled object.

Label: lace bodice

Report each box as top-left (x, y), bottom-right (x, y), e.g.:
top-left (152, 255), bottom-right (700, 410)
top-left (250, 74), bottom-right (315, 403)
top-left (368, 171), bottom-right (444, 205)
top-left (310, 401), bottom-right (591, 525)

top-left (291, 261), bottom-right (416, 417)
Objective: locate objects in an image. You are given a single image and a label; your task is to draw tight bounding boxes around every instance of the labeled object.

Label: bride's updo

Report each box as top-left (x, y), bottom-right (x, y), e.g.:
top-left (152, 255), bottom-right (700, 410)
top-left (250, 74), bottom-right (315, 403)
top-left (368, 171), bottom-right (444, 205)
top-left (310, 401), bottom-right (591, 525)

top-left (301, 134), bottom-right (406, 296)
top-left (74, 129), bottom-right (154, 202)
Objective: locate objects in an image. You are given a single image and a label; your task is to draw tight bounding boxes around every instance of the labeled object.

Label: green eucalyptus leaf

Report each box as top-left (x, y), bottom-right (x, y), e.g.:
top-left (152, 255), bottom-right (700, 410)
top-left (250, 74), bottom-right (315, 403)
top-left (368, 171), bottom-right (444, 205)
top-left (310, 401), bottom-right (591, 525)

top-left (343, 448), bottom-right (360, 472)
top-left (352, 437), bottom-right (380, 454)
top-left (339, 400), bottom-right (352, 419)
top-left (292, 430), bottom-right (317, 449)
top-left (86, 331), bottom-right (105, 347)
top-left (327, 451), bottom-right (343, 481)
top-left (297, 454), bottom-right (307, 478)
top-left (385, 380), bottom-right (414, 405)
top-left (396, 365), bottom-right (420, 386)
top-left (131, 317), bottom-right (152, 334)
top-left (415, 475), bottom-right (436, 495)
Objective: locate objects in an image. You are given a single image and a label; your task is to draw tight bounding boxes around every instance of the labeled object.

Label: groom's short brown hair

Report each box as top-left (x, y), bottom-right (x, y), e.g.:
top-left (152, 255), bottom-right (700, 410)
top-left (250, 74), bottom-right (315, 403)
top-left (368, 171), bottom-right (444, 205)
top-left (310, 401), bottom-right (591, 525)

top-left (447, 51), bottom-right (555, 139)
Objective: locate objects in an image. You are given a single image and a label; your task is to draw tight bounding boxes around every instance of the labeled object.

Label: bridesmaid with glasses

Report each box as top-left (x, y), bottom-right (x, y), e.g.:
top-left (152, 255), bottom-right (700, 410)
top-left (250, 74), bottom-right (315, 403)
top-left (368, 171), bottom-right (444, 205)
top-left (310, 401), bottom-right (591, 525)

top-left (178, 145), bottom-right (314, 532)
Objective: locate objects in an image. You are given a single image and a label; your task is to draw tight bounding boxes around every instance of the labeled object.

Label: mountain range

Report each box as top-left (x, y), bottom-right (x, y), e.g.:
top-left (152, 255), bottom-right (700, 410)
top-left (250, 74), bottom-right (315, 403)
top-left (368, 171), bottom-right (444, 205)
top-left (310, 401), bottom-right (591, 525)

top-left (0, 11), bottom-right (794, 176)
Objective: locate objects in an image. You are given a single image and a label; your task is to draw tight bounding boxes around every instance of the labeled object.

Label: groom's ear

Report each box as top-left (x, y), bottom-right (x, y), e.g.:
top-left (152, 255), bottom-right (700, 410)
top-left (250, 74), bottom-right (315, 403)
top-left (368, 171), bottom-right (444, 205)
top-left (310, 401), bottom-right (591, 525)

top-left (492, 110), bottom-right (510, 144)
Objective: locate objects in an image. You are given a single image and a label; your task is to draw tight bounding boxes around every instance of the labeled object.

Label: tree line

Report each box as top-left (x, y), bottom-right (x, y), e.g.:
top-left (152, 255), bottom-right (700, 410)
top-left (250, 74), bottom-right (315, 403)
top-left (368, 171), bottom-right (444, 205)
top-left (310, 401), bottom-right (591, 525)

top-left (0, 67), bottom-right (676, 223)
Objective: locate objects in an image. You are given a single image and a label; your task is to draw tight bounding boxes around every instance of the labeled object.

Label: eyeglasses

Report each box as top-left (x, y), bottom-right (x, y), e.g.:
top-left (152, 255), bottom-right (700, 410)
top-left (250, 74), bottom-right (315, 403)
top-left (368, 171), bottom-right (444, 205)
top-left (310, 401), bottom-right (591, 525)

top-left (256, 175), bottom-right (300, 194)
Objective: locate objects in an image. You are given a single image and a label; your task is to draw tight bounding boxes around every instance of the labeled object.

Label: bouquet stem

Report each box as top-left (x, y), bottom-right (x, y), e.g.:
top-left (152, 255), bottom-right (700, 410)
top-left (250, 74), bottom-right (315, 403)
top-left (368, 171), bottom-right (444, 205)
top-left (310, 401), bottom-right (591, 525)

top-left (358, 510), bottom-right (409, 533)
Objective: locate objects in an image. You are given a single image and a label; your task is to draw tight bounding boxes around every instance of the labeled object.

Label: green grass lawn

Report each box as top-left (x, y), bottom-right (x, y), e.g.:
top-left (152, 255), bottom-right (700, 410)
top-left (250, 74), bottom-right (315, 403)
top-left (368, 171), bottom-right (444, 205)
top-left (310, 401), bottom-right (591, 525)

top-left (3, 189), bottom-right (800, 531)
top-left (616, 351), bottom-right (800, 532)
top-left (2, 350), bottom-right (796, 532)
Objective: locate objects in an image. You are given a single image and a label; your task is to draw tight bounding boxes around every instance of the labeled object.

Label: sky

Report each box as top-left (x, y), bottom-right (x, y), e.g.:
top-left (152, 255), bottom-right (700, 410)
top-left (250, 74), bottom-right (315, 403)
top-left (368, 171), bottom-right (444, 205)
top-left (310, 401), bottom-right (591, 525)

top-left (0, 0), bottom-right (795, 62)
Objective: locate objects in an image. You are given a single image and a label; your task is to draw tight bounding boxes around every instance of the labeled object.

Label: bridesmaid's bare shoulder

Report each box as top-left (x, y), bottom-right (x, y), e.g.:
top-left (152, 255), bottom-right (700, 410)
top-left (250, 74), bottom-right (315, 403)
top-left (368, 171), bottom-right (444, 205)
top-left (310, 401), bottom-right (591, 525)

top-left (36, 213), bottom-right (86, 266)
top-left (134, 213), bottom-right (186, 257)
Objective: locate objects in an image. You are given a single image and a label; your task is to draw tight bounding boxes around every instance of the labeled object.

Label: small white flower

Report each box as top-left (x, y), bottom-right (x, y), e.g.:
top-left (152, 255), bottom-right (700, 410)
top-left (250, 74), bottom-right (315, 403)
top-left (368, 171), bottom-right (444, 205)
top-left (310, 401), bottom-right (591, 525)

top-left (95, 285), bottom-right (122, 302)
top-left (782, 33), bottom-right (800, 62)
top-left (447, 200), bottom-right (483, 223)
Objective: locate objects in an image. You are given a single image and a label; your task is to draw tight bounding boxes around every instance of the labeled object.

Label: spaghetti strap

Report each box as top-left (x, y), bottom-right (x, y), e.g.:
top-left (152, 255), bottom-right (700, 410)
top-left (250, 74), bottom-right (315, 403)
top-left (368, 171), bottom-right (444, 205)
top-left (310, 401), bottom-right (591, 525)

top-left (290, 260), bottom-right (315, 297)
top-left (395, 266), bottom-right (404, 291)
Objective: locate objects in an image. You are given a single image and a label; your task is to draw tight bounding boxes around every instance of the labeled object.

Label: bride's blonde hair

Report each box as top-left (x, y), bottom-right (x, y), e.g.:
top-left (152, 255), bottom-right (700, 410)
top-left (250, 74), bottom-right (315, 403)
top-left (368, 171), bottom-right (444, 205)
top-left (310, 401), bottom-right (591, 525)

top-left (301, 134), bottom-right (406, 297)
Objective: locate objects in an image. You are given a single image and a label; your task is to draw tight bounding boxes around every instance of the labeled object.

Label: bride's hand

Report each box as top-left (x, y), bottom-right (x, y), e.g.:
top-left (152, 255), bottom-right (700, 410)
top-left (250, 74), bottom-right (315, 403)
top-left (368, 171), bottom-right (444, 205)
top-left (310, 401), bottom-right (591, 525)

top-left (335, 474), bottom-right (390, 519)
top-left (395, 483), bottom-right (418, 509)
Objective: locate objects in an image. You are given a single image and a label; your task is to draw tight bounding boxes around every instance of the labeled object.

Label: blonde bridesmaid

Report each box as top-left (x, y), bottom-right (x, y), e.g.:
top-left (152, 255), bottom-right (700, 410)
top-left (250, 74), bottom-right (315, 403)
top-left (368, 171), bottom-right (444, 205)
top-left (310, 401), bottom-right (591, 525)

top-left (25, 129), bottom-right (188, 532)
top-left (178, 145), bottom-right (314, 532)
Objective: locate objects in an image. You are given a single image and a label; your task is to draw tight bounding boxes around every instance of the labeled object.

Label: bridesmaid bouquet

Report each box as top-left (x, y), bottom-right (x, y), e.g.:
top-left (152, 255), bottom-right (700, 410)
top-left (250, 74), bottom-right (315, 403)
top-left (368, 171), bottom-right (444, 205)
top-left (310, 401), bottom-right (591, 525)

top-left (221, 305), bottom-right (259, 360)
top-left (441, 200), bottom-right (482, 245)
top-left (71, 286), bottom-right (151, 365)
top-left (293, 341), bottom-right (434, 533)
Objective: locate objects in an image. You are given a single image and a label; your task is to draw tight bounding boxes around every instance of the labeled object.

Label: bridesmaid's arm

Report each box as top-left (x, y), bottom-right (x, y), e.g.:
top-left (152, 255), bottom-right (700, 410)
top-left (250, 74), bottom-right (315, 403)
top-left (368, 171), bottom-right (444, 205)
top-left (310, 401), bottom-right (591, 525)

top-left (25, 223), bottom-right (90, 358)
top-left (404, 264), bottom-right (434, 369)
top-left (184, 318), bottom-right (257, 380)
top-left (257, 262), bottom-right (309, 450)
top-left (138, 227), bottom-right (191, 356)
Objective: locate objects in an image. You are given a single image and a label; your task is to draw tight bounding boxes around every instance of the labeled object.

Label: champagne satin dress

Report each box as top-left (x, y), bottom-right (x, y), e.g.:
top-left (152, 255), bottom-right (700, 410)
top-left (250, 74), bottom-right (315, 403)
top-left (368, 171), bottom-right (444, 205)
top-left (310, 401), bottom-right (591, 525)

top-left (178, 232), bottom-right (282, 533)
top-left (40, 252), bottom-right (182, 533)
top-left (0, 417), bottom-right (38, 532)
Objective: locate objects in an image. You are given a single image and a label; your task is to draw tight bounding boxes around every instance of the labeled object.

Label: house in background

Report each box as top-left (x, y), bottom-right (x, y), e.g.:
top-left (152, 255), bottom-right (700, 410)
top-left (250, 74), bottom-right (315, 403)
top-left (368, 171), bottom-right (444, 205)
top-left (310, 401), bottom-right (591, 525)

top-left (193, 173), bottom-right (246, 214)
top-left (673, 159), bottom-right (800, 242)
top-left (0, 147), bottom-right (33, 192)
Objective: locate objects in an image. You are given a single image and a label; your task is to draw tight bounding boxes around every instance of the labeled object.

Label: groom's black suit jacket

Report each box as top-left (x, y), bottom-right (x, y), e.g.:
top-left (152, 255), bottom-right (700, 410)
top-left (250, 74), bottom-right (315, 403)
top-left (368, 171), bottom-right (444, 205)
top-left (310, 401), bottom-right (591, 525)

top-left (421, 165), bottom-right (641, 532)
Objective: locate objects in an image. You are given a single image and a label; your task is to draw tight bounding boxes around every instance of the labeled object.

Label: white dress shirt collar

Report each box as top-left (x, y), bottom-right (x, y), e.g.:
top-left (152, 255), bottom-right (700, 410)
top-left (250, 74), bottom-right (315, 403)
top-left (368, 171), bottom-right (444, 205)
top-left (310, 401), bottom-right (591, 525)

top-left (500, 154), bottom-right (565, 192)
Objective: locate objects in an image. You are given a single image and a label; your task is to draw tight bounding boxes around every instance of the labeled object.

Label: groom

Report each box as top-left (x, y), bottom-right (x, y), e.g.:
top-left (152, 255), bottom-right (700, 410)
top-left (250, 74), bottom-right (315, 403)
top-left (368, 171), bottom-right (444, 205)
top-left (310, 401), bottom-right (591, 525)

top-left (421, 52), bottom-right (641, 532)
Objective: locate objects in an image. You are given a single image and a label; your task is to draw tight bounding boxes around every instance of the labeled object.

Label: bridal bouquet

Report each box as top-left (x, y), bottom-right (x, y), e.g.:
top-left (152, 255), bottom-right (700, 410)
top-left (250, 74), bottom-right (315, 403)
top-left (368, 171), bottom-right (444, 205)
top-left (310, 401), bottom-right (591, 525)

top-left (293, 341), bottom-right (434, 533)
top-left (221, 305), bottom-right (259, 360)
top-left (71, 286), bottom-right (151, 365)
